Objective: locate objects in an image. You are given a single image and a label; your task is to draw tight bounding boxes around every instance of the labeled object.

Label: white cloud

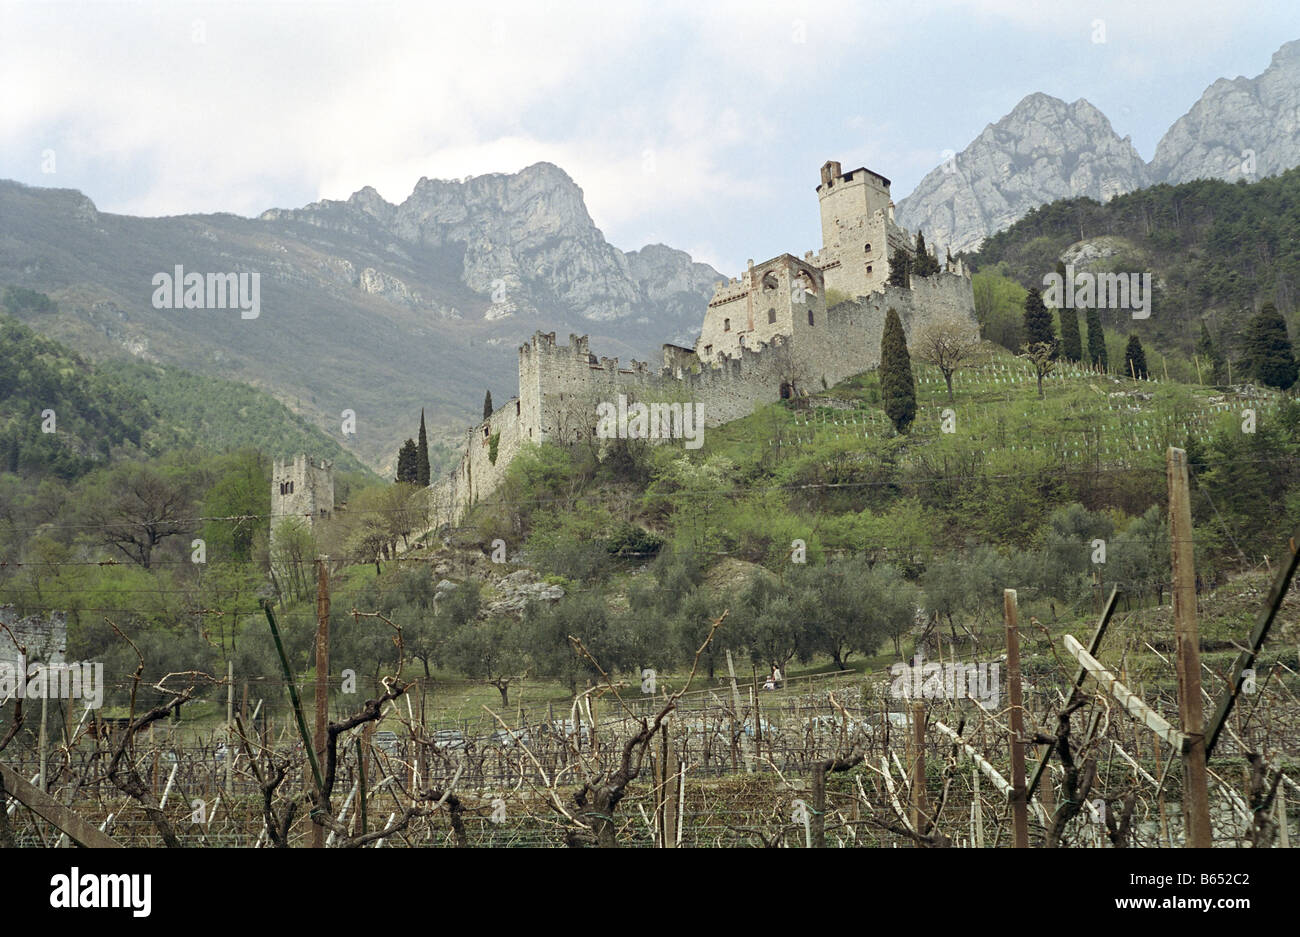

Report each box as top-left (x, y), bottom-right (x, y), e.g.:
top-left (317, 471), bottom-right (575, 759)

top-left (0, 0), bottom-right (1294, 270)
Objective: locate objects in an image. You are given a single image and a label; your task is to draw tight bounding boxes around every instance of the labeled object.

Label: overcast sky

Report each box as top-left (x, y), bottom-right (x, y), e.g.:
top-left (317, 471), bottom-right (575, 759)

top-left (2, 0), bottom-right (1295, 274)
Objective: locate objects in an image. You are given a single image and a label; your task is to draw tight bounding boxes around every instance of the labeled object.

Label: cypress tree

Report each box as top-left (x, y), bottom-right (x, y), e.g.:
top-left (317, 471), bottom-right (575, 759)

top-left (880, 307), bottom-right (917, 433)
top-left (1059, 307), bottom-right (1082, 363)
top-left (1196, 321), bottom-right (1224, 384)
top-left (1085, 306), bottom-right (1107, 371)
top-left (483, 390), bottom-right (494, 420)
top-left (913, 231), bottom-right (940, 277)
top-left (1023, 287), bottom-right (1057, 360)
top-left (396, 438), bottom-right (419, 483)
top-left (1123, 334), bottom-right (1148, 380)
top-left (887, 250), bottom-right (911, 288)
top-left (1054, 261), bottom-right (1081, 362)
top-left (1244, 302), bottom-right (1298, 390)
top-left (416, 409), bottom-right (431, 487)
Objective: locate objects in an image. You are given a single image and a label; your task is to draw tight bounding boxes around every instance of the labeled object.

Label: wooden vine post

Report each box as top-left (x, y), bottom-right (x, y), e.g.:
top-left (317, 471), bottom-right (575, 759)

top-left (1167, 448), bottom-right (1212, 847)
top-left (1005, 589), bottom-right (1028, 848)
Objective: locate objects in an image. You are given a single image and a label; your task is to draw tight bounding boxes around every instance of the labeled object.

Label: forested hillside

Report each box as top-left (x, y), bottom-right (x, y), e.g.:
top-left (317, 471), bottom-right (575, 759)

top-left (1, 288), bottom-right (374, 478)
top-left (969, 167), bottom-right (1300, 358)
top-left (0, 290), bottom-right (149, 478)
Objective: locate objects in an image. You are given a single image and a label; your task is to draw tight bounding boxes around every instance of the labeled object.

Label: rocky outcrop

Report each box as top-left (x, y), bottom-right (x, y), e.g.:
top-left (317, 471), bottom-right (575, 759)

top-left (623, 242), bottom-right (723, 345)
top-left (1152, 39), bottom-right (1300, 184)
top-left (434, 569), bottom-right (565, 617)
top-left (483, 569), bottom-right (566, 615)
top-left (896, 94), bottom-right (1151, 255)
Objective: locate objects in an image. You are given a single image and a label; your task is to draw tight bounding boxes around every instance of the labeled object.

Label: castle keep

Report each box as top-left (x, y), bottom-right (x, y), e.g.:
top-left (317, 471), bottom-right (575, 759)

top-left (425, 160), bottom-right (976, 531)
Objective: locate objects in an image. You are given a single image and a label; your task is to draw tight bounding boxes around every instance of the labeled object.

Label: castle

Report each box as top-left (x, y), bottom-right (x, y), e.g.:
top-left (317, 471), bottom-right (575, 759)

top-left (273, 160), bottom-right (976, 543)
top-left (426, 160), bottom-right (976, 531)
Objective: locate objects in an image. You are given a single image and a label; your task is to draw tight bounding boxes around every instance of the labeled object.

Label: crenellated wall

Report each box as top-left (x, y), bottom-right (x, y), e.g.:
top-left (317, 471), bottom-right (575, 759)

top-left (425, 160), bottom-right (977, 533)
top-left (426, 270), bottom-right (974, 531)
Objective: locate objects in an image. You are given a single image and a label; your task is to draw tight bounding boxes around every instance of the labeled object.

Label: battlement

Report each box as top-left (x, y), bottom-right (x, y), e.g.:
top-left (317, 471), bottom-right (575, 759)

top-left (816, 162), bottom-right (891, 195)
top-left (520, 331), bottom-right (592, 360)
top-left (272, 453), bottom-right (332, 478)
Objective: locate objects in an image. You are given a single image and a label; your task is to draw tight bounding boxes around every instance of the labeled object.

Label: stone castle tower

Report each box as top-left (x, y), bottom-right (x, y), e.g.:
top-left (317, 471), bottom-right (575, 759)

top-left (270, 454), bottom-right (334, 550)
top-left (814, 159), bottom-right (912, 299)
top-left (696, 159), bottom-right (923, 367)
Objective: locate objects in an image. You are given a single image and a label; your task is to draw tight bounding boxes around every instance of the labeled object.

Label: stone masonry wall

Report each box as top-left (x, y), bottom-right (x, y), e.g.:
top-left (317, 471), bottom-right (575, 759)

top-left (271, 454), bottom-right (334, 550)
top-left (0, 606), bottom-right (67, 669)
top-left (697, 255), bottom-right (824, 365)
top-left (427, 271), bottom-right (975, 531)
top-left (792, 271), bottom-right (974, 390)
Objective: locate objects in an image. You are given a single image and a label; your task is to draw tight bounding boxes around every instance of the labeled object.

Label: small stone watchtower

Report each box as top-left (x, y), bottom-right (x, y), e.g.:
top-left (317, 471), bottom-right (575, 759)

top-left (270, 454), bottom-right (334, 551)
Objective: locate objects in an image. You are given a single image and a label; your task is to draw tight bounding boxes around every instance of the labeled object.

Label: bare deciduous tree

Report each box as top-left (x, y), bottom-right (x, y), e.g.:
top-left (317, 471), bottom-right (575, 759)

top-left (85, 463), bottom-right (193, 569)
top-left (1019, 340), bottom-right (1058, 399)
top-left (915, 314), bottom-right (982, 402)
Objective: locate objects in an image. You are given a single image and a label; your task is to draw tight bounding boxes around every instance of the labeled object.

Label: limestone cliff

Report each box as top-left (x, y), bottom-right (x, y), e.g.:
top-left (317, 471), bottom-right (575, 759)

top-left (264, 162), bottom-right (720, 336)
top-left (1152, 39), bottom-right (1300, 184)
top-left (897, 40), bottom-right (1300, 254)
top-left (0, 165), bottom-right (723, 472)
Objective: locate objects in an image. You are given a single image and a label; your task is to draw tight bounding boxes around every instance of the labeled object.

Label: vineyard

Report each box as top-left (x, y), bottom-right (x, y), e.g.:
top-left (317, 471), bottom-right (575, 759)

top-left (4, 573), bottom-right (1298, 848)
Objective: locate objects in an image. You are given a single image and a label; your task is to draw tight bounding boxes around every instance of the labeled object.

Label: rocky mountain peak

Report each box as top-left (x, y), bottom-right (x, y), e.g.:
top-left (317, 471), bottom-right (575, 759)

top-left (896, 93), bottom-right (1150, 254)
top-left (1151, 38), bottom-right (1300, 184)
top-left (897, 39), bottom-right (1300, 254)
top-left (1271, 38), bottom-right (1300, 67)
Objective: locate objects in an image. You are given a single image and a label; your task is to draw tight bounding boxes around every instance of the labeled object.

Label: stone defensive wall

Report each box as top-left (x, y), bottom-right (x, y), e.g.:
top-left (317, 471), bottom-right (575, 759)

top-left (793, 270), bottom-right (973, 390)
top-left (0, 607), bottom-right (67, 668)
top-left (428, 393), bottom-right (527, 532)
top-left (427, 271), bottom-right (973, 530)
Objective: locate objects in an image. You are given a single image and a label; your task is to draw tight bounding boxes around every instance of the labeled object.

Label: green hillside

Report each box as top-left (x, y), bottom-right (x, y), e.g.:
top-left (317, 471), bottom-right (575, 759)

top-left (1, 289), bottom-right (375, 478)
top-left (503, 348), bottom-right (1296, 573)
top-left (0, 293), bottom-right (150, 478)
top-left (98, 360), bottom-right (373, 475)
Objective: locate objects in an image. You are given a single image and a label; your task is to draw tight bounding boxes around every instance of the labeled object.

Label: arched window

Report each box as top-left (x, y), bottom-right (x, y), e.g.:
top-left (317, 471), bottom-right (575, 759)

top-left (865, 243), bottom-right (872, 253)
top-left (723, 318), bottom-right (731, 331)
top-left (288, 481), bottom-right (294, 495)
top-left (807, 309), bottom-right (815, 326)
